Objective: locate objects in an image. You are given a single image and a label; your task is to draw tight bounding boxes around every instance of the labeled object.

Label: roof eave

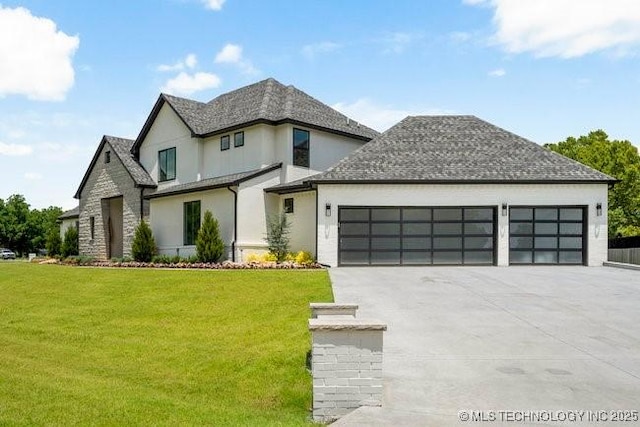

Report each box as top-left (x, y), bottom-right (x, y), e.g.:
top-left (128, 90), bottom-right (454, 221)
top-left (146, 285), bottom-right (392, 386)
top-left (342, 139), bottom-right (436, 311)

top-left (309, 178), bottom-right (616, 185)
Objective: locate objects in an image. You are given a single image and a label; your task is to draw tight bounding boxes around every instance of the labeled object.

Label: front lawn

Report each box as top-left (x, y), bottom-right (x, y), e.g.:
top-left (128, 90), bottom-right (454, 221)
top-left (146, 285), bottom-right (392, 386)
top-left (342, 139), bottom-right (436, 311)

top-left (0, 263), bottom-right (332, 426)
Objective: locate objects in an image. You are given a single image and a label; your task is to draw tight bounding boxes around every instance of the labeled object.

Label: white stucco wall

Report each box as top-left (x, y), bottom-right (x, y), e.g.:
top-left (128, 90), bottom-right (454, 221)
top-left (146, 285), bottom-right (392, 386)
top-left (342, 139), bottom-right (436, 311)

top-left (149, 189), bottom-right (234, 258)
top-left (138, 103), bottom-right (198, 189)
top-left (282, 191), bottom-right (317, 256)
top-left (316, 183), bottom-right (609, 267)
top-left (59, 218), bottom-right (78, 238)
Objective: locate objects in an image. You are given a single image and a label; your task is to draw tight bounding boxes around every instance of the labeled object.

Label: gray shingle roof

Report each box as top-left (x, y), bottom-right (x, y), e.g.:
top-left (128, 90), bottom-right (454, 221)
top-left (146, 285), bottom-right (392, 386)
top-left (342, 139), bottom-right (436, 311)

top-left (104, 136), bottom-right (155, 187)
top-left (313, 115), bottom-right (615, 183)
top-left (139, 78), bottom-right (378, 146)
top-left (146, 163), bottom-right (282, 199)
top-left (58, 206), bottom-right (79, 220)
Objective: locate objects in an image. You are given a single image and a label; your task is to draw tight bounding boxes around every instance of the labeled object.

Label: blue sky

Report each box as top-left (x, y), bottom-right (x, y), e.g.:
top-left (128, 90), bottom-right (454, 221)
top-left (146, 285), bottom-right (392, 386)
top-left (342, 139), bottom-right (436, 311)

top-left (1, 0), bottom-right (639, 210)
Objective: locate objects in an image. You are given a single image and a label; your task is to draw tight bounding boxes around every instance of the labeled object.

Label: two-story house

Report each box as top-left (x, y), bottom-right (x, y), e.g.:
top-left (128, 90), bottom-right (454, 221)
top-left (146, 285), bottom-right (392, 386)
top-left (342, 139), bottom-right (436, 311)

top-left (71, 78), bottom-right (614, 266)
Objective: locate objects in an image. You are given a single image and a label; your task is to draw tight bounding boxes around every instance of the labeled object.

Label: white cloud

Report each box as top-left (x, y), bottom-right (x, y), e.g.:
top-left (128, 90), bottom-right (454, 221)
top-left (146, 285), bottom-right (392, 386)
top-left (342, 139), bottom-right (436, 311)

top-left (488, 68), bottom-right (506, 77)
top-left (465, 0), bottom-right (640, 58)
top-left (450, 31), bottom-right (472, 43)
top-left (302, 42), bottom-right (341, 59)
top-left (157, 53), bottom-right (198, 72)
top-left (215, 44), bottom-right (243, 63)
top-left (161, 72), bottom-right (221, 96)
top-left (380, 32), bottom-right (421, 54)
top-left (24, 172), bottom-right (42, 181)
top-left (201, 0), bottom-right (225, 10)
top-left (214, 43), bottom-right (259, 75)
top-left (0, 141), bottom-right (33, 156)
top-left (0, 6), bottom-right (79, 101)
top-left (332, 98), bottom-right (454, 132)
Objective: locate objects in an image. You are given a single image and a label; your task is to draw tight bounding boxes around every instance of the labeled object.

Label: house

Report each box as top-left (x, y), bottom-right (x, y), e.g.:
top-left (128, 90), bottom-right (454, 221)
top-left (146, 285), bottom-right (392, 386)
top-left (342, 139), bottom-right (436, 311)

top-left (71, 78), bottom-right (614, 266)
top-left (58, 206), bottom-right (79, 238)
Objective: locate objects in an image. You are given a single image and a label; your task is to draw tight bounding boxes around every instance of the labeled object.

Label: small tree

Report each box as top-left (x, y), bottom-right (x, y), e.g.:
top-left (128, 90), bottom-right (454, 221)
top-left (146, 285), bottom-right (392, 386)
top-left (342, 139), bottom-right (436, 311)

top-left (61, 226), bottom-right (79, 258)
top-left (265, 213), bottom-right (290, 262)
top-left (196, 210), bottom-right (225, 262)
top-left (131, 220), bottom-right (157, 262)
top-left (45, 226), bottom-right (62, 257)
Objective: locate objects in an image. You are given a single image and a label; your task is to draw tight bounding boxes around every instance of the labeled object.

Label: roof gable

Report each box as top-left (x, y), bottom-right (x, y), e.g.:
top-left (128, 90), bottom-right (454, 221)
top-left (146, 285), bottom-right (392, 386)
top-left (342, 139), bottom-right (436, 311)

top-left (132, 78), bottom-right (379, 154)
top-left (313, 115), bottom-right (615, 183)
top-left (74, 135), bottom-right (155, 199)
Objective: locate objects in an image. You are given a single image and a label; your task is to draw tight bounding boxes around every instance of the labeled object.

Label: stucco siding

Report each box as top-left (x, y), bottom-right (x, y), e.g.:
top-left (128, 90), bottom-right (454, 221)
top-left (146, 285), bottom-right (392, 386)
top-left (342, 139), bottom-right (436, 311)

top-left (149, 189), bottom-right (234, 258)
top-left (316, 183), bottom-right (608, 267)
top-left (283, 191), bottom-right (317, 257)
top-left (59, 218), bottom-right (78, 239)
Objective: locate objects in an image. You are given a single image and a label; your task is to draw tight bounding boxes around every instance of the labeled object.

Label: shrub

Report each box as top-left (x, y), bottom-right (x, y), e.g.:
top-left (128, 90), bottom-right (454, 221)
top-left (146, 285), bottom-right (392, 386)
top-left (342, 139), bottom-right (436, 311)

top-left (151, 254), bottom-right (173, 264)
top-left (294, 251), bottom-right (314, 265)
top-left (45, 227), bottom-right (62, 257)
top-left (131, 221), bottom-right (157, 262)
top-left (196, 211), bottom-right (225, 263)
top-left (265, 213), bottom-right (290, 262)
top-left (262, 252), bottom-right (278, 262)
top-left (61, 226), bottom-right (79, 258)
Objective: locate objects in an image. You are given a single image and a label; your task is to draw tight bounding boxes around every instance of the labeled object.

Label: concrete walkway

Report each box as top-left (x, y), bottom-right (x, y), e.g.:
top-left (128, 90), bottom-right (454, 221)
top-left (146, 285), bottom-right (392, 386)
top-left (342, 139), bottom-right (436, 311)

top-left (329, 266), bottom-right (640, 426)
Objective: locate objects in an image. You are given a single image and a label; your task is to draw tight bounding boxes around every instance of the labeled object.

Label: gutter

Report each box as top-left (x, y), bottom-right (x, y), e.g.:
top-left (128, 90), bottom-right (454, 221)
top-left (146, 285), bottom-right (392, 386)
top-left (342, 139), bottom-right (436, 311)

top-left (227, 186), bottom-right (238, 262)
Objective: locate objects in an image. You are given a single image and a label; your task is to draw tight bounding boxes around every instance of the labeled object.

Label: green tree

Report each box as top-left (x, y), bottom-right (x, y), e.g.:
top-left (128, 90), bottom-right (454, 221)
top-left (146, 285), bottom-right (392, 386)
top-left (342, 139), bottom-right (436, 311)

top-left (131, 221), bottom-right (157, 262)
top-left (545, 130), bottom-right (640, 236)
top-left (1, 195), bottom-right (30, 255)
top-left (45, 226), bottom-right (62, 256)
top-left (265, 213), bottom-right (290, 262)
top-left (196, 211), bottom-right (225, 262)
top-left (27, 206), bottom-right (63, 253)
top-left (61, 226), bottom-right (79, 258)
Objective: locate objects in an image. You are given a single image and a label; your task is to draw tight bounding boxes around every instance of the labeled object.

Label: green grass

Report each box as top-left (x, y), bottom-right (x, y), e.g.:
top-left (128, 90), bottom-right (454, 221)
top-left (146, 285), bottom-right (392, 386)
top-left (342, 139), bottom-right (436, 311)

top-left (0, 263), bottom-right (333, 426)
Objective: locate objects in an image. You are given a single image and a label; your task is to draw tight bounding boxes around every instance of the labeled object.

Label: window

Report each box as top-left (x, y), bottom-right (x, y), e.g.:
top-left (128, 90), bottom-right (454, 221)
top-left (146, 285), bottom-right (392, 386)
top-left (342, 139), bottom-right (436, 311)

top-left (284, 198), bottom-right (294, 214)
top-left (234, 131), bottom-right (244, 147)
top-left (220, 135), bottom-right (230, 151)
top-left (104, 151), bottom-right (111, 163)
top-left (158, 147), bottom-right (176, 182)
top-left (293, 128), bottom-right (310, 167)
top-left (90, 216), bottom-right (95, 240)
top-left (183, 201), bottom-right (201, 245)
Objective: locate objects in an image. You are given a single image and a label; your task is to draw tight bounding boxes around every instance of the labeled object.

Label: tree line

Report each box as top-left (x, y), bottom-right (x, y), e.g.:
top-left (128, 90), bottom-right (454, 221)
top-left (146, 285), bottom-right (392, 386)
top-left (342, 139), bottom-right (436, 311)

top-left (0, 195), bottom-right (63, 256)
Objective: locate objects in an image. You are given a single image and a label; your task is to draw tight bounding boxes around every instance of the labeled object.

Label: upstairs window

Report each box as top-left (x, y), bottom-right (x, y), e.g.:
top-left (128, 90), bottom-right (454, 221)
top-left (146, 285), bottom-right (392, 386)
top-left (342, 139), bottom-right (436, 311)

top-left (104, 151), bottom-right (111, 163)
top-left (234, 131), bottom-right (244, 147)
top-left (284, 198), bottom-right (294, 214)
top-left (293, 128), bottom-right (310, 167)
top-left (158, 147), bottom-right (176, 182)
top-left (183, 200), bottom-right (201, 245)
top-left (220, 135), bottom-right (230, 151)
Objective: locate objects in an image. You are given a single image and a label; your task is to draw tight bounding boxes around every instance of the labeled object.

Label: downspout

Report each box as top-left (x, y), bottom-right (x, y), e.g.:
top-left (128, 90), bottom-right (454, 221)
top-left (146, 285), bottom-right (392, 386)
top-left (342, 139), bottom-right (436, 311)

top-left (314, 184), bottom-right (319, 260)
top-left (227, 186), bottom-right (238, 262)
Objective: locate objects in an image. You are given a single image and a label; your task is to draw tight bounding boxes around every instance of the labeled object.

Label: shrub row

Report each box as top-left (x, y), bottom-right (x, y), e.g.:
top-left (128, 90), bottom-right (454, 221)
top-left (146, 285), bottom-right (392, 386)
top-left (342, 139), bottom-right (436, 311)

top-left (44, 256), bottom-right (322, 269)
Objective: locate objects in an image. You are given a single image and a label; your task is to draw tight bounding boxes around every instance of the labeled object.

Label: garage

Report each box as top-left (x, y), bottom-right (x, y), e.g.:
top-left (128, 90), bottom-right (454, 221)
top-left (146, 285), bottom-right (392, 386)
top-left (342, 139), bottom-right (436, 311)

top-left (509, 206), bottom-right (586, 265)
top-left (338, 206), bottom-right (496, 266)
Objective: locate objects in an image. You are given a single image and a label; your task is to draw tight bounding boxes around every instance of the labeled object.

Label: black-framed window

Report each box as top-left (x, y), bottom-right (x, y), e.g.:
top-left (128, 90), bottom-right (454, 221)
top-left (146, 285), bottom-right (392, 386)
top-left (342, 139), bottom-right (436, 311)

top-left (90, 216), bottom-right (95, 240)
top-left (183, 201), bottom-right (201, 245)
top-left (509, 206), bottom-right (585, 265)
top-left (293, 128), bottom-right (310, 167)
top-left (220, 135), bottom-right (230, 151)
top-left (104, 151), bottom-right (111, 163)
top-left (338, 206), bottom-right (495, 266)
top-left (234, 131), bottom-right (244, 147)
top-left (284, 198), bottom-right (294, 214)
top-left (158, 147), bottom-right (176, 182)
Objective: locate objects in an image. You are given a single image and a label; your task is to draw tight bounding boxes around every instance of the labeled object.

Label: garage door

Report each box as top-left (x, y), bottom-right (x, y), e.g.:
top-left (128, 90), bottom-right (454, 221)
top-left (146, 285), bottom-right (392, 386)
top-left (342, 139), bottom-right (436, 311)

top-left (338, 207), bottom-right (496, 266)
top-left (509, 206), bottom-right (586, 265)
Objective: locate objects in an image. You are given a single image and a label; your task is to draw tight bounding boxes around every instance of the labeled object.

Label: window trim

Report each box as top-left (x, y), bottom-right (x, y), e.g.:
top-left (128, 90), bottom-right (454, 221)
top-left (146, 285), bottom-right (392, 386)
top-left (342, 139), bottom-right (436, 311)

top-left (220, 135), bottom-right (230, 151)
top-left (158, 147), bottom-right (176, 182)
top-left (234, 131), bottom-right (244, 147)
top-left (284, 198), bottom-right (294, 214)
top-left (183, 200), bottom-right (201, 246)
top-left (293, 128), bottom-right (310, 168)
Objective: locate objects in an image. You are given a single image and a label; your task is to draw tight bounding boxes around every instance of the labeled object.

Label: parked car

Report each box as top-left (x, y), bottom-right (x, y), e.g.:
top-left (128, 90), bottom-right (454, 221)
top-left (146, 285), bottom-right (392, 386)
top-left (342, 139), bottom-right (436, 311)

top-left (1, 248), bottom-right (16, 260)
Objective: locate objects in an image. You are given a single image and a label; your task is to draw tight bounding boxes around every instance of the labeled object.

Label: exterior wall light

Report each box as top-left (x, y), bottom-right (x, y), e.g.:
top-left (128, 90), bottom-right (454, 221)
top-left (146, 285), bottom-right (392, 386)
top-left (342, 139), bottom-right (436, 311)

top-left (501, 203), bottom-right (508, 217)
top-left (596, 203), bottom-right (602, 216)
top-left (325, 203), bottom-right (332, 217)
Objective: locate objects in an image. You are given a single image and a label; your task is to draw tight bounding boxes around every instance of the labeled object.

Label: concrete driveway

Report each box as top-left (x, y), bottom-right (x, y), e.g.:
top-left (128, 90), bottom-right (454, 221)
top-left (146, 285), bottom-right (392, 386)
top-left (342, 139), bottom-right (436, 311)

top-left (329, 266), bottom-right (640, 426)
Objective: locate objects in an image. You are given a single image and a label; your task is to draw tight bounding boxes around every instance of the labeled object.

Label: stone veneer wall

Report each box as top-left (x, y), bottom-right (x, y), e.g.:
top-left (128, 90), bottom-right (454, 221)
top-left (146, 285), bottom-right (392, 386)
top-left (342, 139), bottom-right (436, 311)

top-left (79, 141), bottom-right (149, 259)
top-left (309, 318), bottom-right (386, 422)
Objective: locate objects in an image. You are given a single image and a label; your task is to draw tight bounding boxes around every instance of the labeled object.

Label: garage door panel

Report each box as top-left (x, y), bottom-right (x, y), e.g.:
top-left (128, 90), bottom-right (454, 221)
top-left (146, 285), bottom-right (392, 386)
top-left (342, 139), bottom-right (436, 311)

top-left (339, 206), bottom-right (496, 266)
top-left (509, 206), bottom-right (585, 265)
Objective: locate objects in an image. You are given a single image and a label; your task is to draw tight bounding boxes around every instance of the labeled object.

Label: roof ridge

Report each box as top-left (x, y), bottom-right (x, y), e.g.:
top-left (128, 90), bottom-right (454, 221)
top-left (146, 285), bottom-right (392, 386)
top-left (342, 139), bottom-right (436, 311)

top-left (258, 78), bottom-right (275, 117)
top-left (283, 84), bottom-right (296, 117)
